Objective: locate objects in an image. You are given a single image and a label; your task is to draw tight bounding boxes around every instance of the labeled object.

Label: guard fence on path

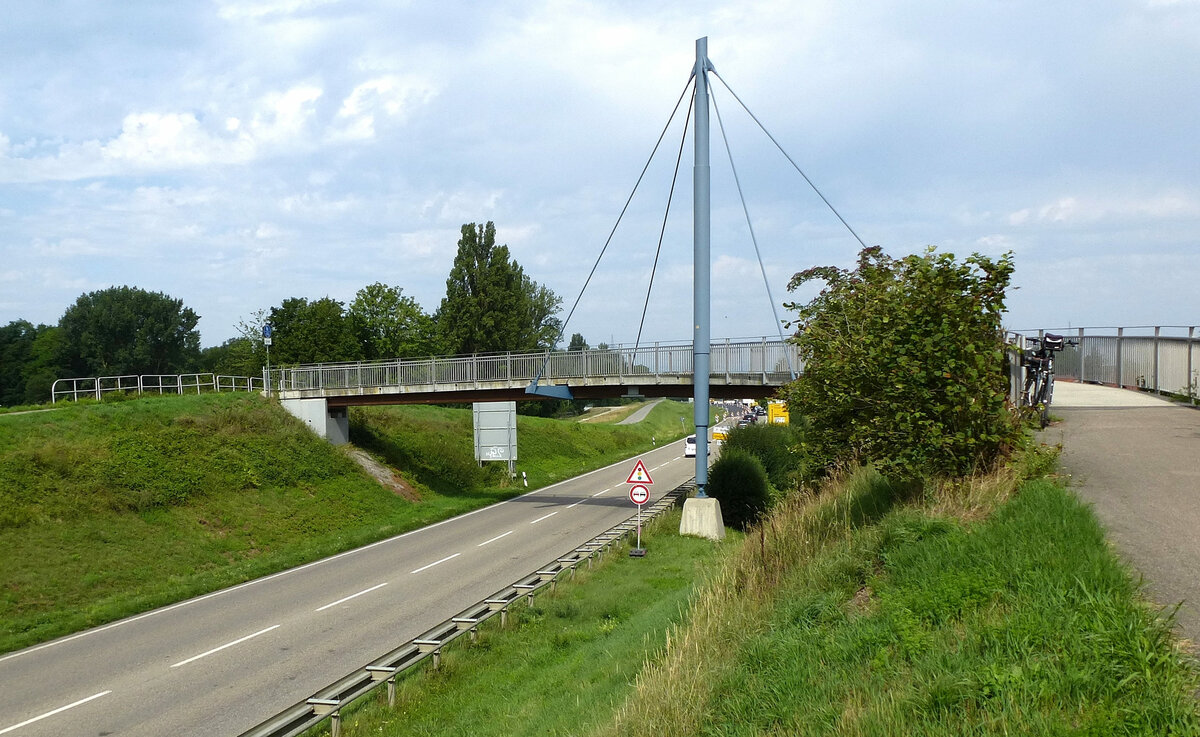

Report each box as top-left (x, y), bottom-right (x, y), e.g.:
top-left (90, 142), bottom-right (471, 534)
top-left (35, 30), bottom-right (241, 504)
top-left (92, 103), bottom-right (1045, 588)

top-left (51, 373), bottom-right (265, 403)
top-left (270, 337), bottom-right (800, 398)
top-left (1015, 326), bottom-right (1198, 403)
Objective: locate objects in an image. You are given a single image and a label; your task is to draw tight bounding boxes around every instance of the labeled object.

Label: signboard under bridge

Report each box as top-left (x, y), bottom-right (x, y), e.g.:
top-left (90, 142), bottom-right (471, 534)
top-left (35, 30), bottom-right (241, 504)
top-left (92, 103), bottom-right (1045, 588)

top-left (473, 401), bottom-right (518, 475)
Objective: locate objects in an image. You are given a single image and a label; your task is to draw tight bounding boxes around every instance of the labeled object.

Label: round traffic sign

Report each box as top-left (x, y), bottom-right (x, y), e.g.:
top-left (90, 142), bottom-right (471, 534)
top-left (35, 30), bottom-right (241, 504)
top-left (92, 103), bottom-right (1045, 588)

top-left (629, 484), bottom-right (650, 505)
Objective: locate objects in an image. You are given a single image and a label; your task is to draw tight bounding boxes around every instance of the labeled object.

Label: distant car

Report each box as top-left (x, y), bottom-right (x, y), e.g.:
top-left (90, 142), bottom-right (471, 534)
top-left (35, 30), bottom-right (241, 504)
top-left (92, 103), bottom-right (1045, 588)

top-left (737, 416), bottom-right (751, 427)
top-left (684, 435), bottom-right (697, 457)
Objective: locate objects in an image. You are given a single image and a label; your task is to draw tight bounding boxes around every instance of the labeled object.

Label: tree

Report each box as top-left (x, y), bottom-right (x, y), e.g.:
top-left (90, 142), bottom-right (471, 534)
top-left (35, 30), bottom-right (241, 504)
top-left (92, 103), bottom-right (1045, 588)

top-left (0, 320), bottom-right (39, 406)
top-left (22, 326), bottom-right (65, 403)
top-left (567, 333), bottom-right (588, 352)
top-left (782, 246), bottom-right (1018, 481)
top-left (58, 286), bottom-right (200, 376)
top-left (436, 222), bottom-right (562, 355)
top-left (198, 337), bottom-right (262, 377)
top-left (348, 283), bottom-right (439, 359)
top-left (269, 296), bottom-right (362, 365)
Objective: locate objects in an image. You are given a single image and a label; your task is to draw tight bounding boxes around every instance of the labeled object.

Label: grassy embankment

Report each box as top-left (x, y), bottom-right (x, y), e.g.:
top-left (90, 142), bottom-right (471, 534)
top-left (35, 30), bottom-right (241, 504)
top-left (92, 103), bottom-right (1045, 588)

top-left (318, 457), bottom-right (1200, 737)
top-left (0, 394), bottom-right (694, 654)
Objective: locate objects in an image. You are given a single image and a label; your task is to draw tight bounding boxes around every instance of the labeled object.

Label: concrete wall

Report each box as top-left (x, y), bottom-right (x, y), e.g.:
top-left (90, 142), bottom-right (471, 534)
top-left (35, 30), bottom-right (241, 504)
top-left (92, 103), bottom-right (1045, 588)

top-left (280, 398), bottom-right (349, 445)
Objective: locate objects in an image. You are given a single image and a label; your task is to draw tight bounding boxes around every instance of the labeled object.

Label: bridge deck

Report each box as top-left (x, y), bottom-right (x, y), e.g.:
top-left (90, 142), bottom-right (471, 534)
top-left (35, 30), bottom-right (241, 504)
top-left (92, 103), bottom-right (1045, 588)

top-left (273, 338), bottom-right (800, 406)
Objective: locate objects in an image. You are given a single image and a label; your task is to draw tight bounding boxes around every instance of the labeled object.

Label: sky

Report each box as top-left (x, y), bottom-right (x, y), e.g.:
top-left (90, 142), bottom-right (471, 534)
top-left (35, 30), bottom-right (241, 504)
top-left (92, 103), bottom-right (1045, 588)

top-left (1, 0), bottom-right (1197, 350)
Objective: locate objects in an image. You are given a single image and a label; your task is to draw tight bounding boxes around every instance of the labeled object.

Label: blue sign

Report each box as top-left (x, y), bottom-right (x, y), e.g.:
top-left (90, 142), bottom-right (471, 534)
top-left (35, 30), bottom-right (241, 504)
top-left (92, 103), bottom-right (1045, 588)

top-left (263, 324), bottom-right (273, 338)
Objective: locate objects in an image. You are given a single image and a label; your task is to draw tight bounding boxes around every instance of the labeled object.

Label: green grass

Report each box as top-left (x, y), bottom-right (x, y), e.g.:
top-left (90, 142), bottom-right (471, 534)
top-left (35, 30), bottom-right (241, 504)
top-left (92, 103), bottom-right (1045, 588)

top-left (351, 399), bottom-right (695, 494)
top-left (0, 394), bottom-right (695, 655)
top-left (700, 481), bottom-right (1200, 735)
top-left (306, 463), bottom-right (1199, 737)
top-left (322, 510), bottom-right (730, 737)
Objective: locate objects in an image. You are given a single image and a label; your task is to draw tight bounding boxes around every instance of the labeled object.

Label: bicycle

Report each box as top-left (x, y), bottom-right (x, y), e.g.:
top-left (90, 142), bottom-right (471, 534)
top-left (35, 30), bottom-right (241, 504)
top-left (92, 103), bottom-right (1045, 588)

top-left (1020, 333), bottom-right (1074, 428)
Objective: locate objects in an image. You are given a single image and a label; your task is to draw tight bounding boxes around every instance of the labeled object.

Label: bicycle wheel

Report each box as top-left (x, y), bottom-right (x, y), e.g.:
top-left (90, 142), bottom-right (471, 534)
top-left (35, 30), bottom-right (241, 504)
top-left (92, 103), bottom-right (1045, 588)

top-left (1036, 373), bottom-right (1054, 428)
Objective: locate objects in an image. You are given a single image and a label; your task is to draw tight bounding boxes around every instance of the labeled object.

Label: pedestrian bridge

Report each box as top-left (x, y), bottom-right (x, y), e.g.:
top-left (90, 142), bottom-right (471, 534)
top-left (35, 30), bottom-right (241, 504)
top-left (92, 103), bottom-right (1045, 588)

top-left (272, 338), bottom-right (800, 442)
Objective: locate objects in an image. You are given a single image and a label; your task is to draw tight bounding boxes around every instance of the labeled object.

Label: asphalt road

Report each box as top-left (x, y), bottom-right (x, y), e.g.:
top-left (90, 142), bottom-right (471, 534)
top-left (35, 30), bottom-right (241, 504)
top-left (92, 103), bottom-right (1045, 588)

top-left (1049, 383), bottom-right (1200, 645)
top-left (0, 439), bottom-right (702, 736)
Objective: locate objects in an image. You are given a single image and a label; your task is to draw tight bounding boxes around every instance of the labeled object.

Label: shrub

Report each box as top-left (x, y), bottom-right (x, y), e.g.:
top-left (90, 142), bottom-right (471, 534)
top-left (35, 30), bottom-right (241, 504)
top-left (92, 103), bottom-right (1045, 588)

top-left (706, 449), bottom-right (771, 531)
top-left (722, 423), bottom-right (802, 492)
top-left (783, 246), bottom-right (1020, 481)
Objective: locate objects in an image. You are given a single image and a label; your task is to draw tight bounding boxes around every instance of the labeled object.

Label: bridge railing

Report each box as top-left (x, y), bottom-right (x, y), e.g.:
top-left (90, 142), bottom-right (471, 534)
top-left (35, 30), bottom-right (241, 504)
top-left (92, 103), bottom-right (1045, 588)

top-left (51, 373), bottom-right (265, 403)
top-left (1016, 326), bottom-right (1198, 402)
top-left (272, 338), bottom-right (801, 394)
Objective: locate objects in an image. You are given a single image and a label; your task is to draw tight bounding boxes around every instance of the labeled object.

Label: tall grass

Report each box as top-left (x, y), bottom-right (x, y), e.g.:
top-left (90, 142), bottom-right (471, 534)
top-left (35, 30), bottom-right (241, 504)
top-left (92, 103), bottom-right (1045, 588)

top-left (601, 468), bottom-right (903, 737)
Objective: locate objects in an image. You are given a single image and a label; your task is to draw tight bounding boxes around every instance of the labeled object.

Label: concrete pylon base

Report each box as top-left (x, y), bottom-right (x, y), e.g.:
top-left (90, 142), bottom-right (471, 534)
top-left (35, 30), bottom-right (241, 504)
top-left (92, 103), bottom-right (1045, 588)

top-left (679, 496), bottom-right (725, 540)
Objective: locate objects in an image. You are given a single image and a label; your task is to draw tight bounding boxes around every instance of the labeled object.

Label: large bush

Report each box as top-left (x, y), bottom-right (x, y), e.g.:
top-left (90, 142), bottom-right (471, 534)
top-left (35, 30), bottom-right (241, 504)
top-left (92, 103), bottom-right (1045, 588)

top-left (706, 449), bottom-right (771, 531)
top-left (722, 423), bottom-right (802, 492)
top-left (783, 246), bottom-right (1019, 481)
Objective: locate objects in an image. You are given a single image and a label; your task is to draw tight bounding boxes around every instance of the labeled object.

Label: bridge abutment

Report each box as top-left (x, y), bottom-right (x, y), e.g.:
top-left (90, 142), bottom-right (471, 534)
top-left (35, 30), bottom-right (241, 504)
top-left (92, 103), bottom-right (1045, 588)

top-left (281, 398), bottom-right (349, 445)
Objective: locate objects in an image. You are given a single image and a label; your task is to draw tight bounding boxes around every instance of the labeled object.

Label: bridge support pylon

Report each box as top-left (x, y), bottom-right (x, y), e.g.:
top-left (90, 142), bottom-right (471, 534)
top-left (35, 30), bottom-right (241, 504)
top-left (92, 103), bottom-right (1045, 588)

top-left (281, 398), bottom-right (349, 445)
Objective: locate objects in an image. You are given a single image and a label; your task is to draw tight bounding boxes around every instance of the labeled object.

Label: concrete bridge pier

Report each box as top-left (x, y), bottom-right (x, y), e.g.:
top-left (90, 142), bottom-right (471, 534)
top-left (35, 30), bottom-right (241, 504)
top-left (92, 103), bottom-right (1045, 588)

top-left (281, 398), bottom-right (349, 445)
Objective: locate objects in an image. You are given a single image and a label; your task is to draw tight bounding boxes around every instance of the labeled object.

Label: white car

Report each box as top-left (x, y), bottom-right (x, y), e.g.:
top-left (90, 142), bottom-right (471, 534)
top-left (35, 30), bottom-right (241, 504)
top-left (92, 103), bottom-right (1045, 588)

top-left (684, 435), bottom-right (697, 457)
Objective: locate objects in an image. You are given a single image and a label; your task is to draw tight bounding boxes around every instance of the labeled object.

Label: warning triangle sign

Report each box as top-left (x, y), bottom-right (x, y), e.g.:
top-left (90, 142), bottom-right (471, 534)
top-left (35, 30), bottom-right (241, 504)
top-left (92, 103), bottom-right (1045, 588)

top-left (626, 459), bottom-right (653, 485)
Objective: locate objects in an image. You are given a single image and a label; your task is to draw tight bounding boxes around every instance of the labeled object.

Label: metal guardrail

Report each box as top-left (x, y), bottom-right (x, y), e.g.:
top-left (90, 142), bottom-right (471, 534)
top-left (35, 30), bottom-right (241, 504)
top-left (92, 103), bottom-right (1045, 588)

top-left (1015, 326), bottom-right (1198, 404)
top-left (270, 338), bottom-right (800, 397)
top-left (50, 373), bottom-right (265, 403)
top-left (237, 481), bottom-right (693, 737)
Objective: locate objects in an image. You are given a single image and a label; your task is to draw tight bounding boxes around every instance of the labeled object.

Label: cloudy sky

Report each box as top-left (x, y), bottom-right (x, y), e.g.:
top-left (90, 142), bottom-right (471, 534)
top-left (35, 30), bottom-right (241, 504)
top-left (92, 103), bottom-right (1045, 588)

top-left (1, 0), bottom-right (1197, 350)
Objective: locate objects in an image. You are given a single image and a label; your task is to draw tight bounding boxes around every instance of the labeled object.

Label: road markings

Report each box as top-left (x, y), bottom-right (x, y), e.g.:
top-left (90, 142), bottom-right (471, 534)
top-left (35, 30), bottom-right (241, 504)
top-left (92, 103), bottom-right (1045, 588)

top-left (315, 582), bottom-right (388, 612)
top-left (590, 489), bottom-right (608, 497)
top-left (0, 690), bottom-right (112, 735)
top-left (170, 625), bottom-right (280, 668)
top-left (0, 445), bottom-right (689, 669)
top-left (477, 531), bottom-right (513, 547)
top-left (411, 553), bottom-right (460, 574)
top-left (567, 500), bottom-right (584, 508)
top-left (530, 511), bottom-right (558, 524)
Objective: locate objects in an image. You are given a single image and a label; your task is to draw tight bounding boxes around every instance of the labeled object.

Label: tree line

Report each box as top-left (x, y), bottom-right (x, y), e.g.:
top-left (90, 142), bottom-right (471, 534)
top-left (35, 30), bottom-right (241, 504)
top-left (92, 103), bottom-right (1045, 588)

top-left (0, 222), bottom-right (567, 406)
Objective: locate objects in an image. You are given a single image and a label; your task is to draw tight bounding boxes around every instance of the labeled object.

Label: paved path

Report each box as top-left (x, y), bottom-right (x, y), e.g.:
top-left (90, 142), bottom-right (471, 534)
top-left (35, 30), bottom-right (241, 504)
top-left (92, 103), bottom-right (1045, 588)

top-left (1048, 382), bottom-right (1200, 646)
top-left (617, 399), bottom-right (664, 425)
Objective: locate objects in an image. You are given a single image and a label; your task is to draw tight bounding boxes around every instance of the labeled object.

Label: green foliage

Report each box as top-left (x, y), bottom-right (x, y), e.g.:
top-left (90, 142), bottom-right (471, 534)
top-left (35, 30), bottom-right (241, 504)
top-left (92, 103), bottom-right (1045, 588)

top-left (701, 481), bottom-right (1200, 736)
top-left (0, 320), bottom-right (57, 406)
top-left (707, 448), bottom-right (772, 531)
top-left (58, 285), bottom-right (200, 376)
top-left (198, 336), bottom-right (262, 377)
top-left (721, 423), bottom-right (802, 492)
top-left (436, 222), bottom-right (562, 354)
top-left (783, 246), bottom-right (1020, 481)
top-left (269, 296), bottom-right (363, 364)
top-left (348, 282), bottom-right (440, 359)
top-left (567, 332), bottom-right (588, 352)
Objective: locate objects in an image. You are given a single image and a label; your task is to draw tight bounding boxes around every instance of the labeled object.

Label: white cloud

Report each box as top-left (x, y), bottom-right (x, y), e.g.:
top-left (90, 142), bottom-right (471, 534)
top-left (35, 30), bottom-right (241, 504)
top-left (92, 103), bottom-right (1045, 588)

top-left (215, 0), bottom-right (342, 21)
top-left (1008, 191), bottom-right (1200, 226)
top-left (332, 75), bottom-right (436, 141)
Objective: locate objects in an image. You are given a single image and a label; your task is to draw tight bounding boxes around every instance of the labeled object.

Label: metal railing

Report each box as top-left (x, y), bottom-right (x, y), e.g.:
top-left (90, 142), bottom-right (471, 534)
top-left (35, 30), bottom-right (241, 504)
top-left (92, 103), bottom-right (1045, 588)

top-left (50, 373), bottom-right (265, 403)
top-left (271, 337), bottom-right (801, 396)
top-left (238, 481), bottom-right (692, 737)
top-left (1014, 326), bottom-right (1199, 404)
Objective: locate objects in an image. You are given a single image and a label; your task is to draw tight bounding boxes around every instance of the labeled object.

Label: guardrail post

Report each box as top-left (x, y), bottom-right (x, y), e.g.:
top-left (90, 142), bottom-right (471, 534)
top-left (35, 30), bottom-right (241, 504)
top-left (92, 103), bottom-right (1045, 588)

top-left (1153, 326), bottom-right (1161, 393)
top-left (1116, 327), bottom-right (1124, 388)
top-left (1189, 326), bottom-right (1196, 405)
top-left (1077, 327), bottom-right (1086, 382)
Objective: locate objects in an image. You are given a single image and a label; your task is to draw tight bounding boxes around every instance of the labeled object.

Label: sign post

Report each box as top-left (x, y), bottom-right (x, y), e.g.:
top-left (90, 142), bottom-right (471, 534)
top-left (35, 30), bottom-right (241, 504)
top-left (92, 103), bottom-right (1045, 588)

top-left (627, 459), bottom-right (653, 557)
top-left (263, 324), bottom-right (273, 397)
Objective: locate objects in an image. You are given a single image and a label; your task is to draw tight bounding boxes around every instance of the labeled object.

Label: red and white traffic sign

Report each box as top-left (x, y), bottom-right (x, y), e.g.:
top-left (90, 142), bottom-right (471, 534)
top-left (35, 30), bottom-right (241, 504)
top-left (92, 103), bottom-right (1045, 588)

top-left (626, 459), bottom-right (653, 485)
top-left (629, 484), bottom-right (650, 506)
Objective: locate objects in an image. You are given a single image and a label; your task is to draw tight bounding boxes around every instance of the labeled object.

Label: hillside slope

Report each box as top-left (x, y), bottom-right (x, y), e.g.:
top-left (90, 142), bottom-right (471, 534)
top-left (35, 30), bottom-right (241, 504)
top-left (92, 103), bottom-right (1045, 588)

top-left (0, 393), bottom-right (692, 654)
